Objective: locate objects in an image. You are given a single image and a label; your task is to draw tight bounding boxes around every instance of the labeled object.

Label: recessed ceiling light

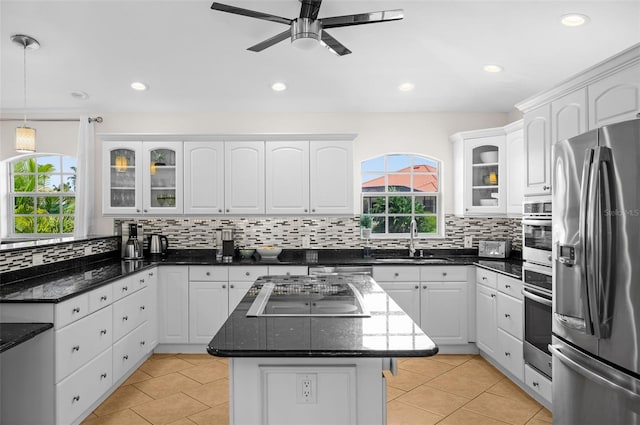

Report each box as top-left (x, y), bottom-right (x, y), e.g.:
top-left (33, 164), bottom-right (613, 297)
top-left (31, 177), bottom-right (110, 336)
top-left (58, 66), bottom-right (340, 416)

top-left (70, 91), bottom-right (89, 100)
top-left (483, 64), bottom-right (503, 73)
top-left (561, 13), bottom-right (590, 27)
top-left (271, 82), bottom-right (287, 92)
top-left (130, 82), bottom-right (148, 91)
top-left (398, 82), bottom-right (415, 92)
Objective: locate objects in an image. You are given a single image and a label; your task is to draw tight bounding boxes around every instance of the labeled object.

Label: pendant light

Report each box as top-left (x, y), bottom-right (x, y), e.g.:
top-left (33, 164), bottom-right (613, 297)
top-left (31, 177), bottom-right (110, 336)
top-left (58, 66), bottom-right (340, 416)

top-left (11, 34), bottom-right (40, 153)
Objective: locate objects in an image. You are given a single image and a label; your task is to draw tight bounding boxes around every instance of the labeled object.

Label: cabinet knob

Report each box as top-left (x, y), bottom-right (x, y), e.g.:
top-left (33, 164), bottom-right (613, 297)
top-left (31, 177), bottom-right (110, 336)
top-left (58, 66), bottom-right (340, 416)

top-left (505, 284), bottom-right (511, 289)
top-left (504, 313), bottom-right (511, 318)
top-left (312, 209), bottom-right (316, 213)
top-left (144, 209), bottom-right (148, 213)
top-left (230, 284), bottom-right (235, 289)
top-left (304, 209), bottom-right (308, 213)
top-left (122, 315), bottom-right (128, 321)
top-left (149, 272), bottom-right (154, 277)
top-left (442, 272), bottom-right (447, 276)
top-left (122, 286), bottom-right (128, 292)
top-left (533, 381), bottom-right (540, 387)
top-left (140, 279), bottom-right (145, 284)
top-left (543, 185), bottom-right (550, 191)
top-left (218, 209), bottom-right (222, 213)
top-left (491, 294), bottom-right (496, 298)
top-left (206, 272), bottom-right (210, 276)
top-left (415, 285), bottom-right (419, 289)
top-left (245, 272), bottom-right (250, 276)
top-left (504, 352), bottom-right (511, 357)
top-left (100, 329), bottom-right (107, 335)
top-left (100, 373), bottom-right (108, 379)
top-left (226, 209), bottom-right (230, 213)
top-left (100, 295), bottom-right (108, 301)
top-left (394, 273), bottom-right (399, 277)
top-left (140, 340), bottom-right (146, 346)
top-left (423, 285), bottom-right (427, 289)
top-left (136, 209), bottom-right (140, 213)
top-left (482, 276), bottom-right (487, 280)
top-left (222, 284), bottom-right (227, 289)
top-left (72, 307), bottom-right (81, 314)
top-left (72, 395), bottom-right (80, 403)
top-left (140, 305), bottom-right (146, 311)
top-left (72, 345), bottom-right (80, 352)
top-left (123, 355), bottom-right (129, 360)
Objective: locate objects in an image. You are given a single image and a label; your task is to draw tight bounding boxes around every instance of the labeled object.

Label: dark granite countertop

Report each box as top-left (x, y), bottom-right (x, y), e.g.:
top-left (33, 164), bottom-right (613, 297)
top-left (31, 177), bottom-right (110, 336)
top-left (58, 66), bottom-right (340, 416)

top-left (474, 259), bottom-right (523, 280)
top-left (0, 322), bottom-right (53, 353)
top-left (207, 274), bottom-right (438, 358)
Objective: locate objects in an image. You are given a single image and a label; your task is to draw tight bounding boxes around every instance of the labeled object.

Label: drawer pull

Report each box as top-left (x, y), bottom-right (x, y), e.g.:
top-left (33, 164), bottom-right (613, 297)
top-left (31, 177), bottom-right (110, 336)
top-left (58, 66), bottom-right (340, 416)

top-left (206, 272), bottom-right (211, 276)
top-left (230, 284), bottom-right (234, 289)
top-left (149, 272), bottom-right (154, 277)
top-left (245, 272), bottom-right (250, 276)
top-left (122, 316), bottom-right (128, 321)
top-left (140, 305), bottom-right (146, 311)
top-left (100, 373), bottom-right (108, 379)
top-left (123, 354), bottom-right (129, 360)
top-left (532, 381), bottom-right (540, 387)
top-left (122, 286), bottom-right (128, 292)
top-left (442, 272), bottom-right (447, 276)
top-left (140, 279), bottom-right (145, 284)
top-left (100, 329), bottom-right (107, 335)
top-left (72, 345), bottom-right (80, 352)
top-left (504, 351), bottom-right (511, 357)
top-left (415, 285), bottom-right (419, 289)
top-left (72, 395), bottom-right (80, 403)
top-left (72, 307), bottom-right (81, 314)
top-left (100, 295), bottom-right (108, 301)
top-left (423, 285), bottom-right (427, 289)
top-left (222, 284), bottom-right (227, 289)
top-left (394, 273), bottom-right (399, 277)
top-left (491, 294), bottom-right (496, 298)
top-left (482, 276), bottom-right (487, 280)
top-left (140, 340), bottom-right (146, 346)
top-left (504, 313), bottom-right (511, 318)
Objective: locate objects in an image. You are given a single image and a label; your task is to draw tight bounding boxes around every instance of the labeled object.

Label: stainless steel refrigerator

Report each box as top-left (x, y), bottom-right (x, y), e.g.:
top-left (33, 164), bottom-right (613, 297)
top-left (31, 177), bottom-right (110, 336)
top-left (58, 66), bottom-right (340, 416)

top-left (552, 118), bottom-right (640, 424)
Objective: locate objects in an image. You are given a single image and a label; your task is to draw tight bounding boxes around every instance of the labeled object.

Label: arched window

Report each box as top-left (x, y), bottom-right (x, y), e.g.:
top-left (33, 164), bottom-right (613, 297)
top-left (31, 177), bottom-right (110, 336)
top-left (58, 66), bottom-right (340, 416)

top-left (9, 154), bottom-right (77, 236)
top-left (361, 154), bottom-right (442, 237)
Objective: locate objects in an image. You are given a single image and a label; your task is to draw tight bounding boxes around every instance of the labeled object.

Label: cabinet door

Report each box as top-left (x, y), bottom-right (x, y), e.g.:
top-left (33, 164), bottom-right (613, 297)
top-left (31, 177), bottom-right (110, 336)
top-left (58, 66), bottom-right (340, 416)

top-left (266, 141), bottom-right (310, 214)
top-left (497, 328), bottom-right (524, 381)
top-left (505, 125), bottom-right (524, 216)
top-left (309, 141), bottom-right (353, 214)
top-left (523, 104), bottom-right (552, 195)
top-left (378, 282), bottom-right (421, 326)
top-left (225, 141), bottom-right (265, 214)
top-left (421, 282), bottom-right (468, 345)
top-left (144, 268), bottom-right (159, 349)
top-left (476, 283), bottom-right (497, 356)
top-left (102, 142), bottom-right (143, 215)
top-left (589, 62), bottom-right (640, 128)
top-left (183, 142), bottom-right (225, 214)
top-left (551, 88), bottom-right (588, 144)
top-left (157, 266), bottom-right (189, 344)
top-left (143, 141), bottom-right (183, 214)
top-left (464, 135), bottom-right (506, 215)
top-left (189, 281), bottom-right (228, 344)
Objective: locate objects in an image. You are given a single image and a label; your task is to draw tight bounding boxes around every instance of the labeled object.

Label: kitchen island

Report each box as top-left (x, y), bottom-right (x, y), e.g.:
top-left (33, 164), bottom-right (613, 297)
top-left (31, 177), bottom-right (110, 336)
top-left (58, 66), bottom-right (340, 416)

top-left (208, 273), bottom-right (438, 425)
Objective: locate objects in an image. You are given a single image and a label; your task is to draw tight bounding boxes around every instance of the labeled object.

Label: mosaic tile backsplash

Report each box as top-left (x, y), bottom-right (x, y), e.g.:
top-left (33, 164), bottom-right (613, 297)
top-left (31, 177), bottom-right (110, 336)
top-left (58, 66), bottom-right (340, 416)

top-left (116, 215), bottom-right (521, 251)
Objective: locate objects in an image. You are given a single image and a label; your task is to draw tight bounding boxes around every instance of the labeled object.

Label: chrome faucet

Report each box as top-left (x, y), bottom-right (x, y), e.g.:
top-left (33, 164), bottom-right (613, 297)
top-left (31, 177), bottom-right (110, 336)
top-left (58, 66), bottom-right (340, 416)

top-left (409, 219), bottom-right (417, 257)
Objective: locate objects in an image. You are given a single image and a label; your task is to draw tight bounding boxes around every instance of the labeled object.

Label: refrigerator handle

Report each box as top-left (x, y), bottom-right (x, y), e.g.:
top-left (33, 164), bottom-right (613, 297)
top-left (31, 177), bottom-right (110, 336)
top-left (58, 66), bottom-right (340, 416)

top-left (550, 344), bottom-right (640, 404)
top-left (579, 148), bottom-right (596, 335)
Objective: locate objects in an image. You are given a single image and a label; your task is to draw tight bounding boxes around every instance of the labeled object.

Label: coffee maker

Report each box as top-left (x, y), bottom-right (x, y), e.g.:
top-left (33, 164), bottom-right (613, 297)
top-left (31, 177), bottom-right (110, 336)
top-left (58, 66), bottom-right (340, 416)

top-left (122, 222), bottom-right (144, 260)
top-left (221, 228), bottom-right (235, 263)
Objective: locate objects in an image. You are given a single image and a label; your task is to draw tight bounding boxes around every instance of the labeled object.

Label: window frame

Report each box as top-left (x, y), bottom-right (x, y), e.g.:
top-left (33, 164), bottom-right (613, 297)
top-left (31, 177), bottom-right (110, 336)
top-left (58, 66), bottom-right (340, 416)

top-left (361, 153), bottom-right (444, 239)
top-left (9, 154), bottom-right (77, 238)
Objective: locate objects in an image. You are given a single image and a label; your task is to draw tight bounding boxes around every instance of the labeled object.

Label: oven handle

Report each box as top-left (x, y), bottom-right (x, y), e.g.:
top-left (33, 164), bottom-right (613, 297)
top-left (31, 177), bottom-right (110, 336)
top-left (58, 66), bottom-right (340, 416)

top-left (522, 219), bottom-right (552, 226)
top-left (522, 287), bottom-right (552, 307)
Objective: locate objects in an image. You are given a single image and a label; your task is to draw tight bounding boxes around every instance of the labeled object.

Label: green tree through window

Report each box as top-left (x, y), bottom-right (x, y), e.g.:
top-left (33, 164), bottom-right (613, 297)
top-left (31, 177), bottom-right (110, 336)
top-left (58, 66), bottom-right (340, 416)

top-left (10, 155), bottom-right (76, 236)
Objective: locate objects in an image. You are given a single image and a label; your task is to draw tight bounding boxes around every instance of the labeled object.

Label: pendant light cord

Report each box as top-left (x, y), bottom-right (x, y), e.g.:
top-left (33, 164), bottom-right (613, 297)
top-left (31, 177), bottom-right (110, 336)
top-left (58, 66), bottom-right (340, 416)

top-left (22, 42), bottom-right (27, 126)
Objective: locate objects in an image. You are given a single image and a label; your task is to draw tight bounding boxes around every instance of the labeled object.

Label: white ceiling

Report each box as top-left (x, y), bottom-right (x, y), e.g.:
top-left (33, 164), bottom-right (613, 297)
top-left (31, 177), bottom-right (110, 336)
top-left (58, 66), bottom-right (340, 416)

top-left (1, 0), bottom-right (639, 114)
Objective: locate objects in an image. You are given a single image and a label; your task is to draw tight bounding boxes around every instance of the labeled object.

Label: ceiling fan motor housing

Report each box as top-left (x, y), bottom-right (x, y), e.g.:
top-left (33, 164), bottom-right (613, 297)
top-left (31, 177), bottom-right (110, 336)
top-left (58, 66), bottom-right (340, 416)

top-left (291, 17), bottom-right (322, 42)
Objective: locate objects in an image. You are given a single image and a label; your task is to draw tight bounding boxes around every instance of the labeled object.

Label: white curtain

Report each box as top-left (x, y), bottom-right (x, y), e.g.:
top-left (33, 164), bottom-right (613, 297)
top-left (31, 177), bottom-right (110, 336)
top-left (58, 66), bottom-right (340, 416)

top-left (74, 115), bottom-right (95, 237)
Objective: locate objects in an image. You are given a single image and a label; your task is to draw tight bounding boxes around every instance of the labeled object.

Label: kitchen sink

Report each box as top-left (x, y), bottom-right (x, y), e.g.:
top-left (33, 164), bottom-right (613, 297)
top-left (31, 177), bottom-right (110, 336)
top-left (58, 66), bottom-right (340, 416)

top-left (374, 257), bottom-right (453, 264)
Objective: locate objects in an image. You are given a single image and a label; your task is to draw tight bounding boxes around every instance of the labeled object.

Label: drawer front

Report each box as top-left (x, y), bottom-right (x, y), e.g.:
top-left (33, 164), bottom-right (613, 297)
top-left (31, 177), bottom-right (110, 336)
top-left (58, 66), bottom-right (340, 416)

top-left (56, 347), bottom-right (113, 425)
top-left (190, 265), bottom-right (228, 281)
top-left (497, 292), bottom-right (523, 340)
top-left (55, 293), bottom-right (90, 328)
top-left (421, 266), bottom-right (467, 282)
top-left (112, 275), bottom-right (136, 302)
top-left (131, 271), bottom-right (149, 290)
top-left (229, 266), bottom-right (269, 282)
top-left (497, 328), bottom-right (524, 381)
top-left (113, 322), bottom-right (150, 383)
top-left (88, 283), bottom-right (113, 313)
top-left (524, 364), bottom-right (552, 403)
top-left (498, 274), bottom-right (524, 300)
top-left (268, 265), bottom-right (308, 276)
top-left (112, 288), bottom-right (149, 342)
top-left (56, 305), bottom-right (113, 383)
top-left (373, 266), bottom-right (420, 282)
top-left (476, 267), bottom-right (497, 289)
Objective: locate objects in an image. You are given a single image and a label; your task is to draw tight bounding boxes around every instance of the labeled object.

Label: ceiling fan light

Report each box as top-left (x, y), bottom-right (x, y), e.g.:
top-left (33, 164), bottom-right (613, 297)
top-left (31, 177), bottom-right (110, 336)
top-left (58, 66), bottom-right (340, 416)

top-left (561, 13), bottom-right (590, 27)
top-left (16, 126), bottom-right (36, 153)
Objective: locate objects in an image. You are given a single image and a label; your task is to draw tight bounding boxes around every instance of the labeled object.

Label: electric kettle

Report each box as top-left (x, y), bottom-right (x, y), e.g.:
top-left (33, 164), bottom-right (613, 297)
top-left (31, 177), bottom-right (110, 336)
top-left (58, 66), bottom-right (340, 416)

top-left (149, 234), bottom-right (168, 255)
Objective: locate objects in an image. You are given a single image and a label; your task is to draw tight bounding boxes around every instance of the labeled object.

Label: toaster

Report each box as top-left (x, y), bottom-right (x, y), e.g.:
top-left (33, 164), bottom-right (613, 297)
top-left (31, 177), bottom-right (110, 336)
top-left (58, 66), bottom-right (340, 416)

top-left (478, 240), bottom-right (512, 259)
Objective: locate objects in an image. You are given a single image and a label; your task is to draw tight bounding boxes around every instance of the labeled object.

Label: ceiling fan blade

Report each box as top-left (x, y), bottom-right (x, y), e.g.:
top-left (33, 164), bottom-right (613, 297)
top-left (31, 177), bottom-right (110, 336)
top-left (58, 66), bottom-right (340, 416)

top-left (299, 0), bottom-right (322, 20)
top-left (247, 29), bottom-right (291, 52)
top-left (321, 9), bottom-right (403, 29)
top-left (320, 31), bottom-right (351, 56)
top-left (211, 2), bottom-right (292, 25)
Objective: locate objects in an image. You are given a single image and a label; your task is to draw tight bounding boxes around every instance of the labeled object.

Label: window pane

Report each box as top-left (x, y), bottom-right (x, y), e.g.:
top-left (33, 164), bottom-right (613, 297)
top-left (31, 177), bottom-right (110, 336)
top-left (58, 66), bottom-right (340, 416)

top-left (42, 174), bottom-right (62, 192)
top-left (365, 196), bottom-right (386, 214)
top-left (14, 196), bottom-right (34, 213)
top-left (414, 156), bottom-right (439, 169)
top-left (62, 216), bottom-right (75, 233)
top-left (416, 216), bottom-right (438, 234)
top-left (362, 157), bottom-right (385, 173)
top-left (361, 173), bottom-right (385, 192)
top-left (388, 216), bottom-right (411, 233)
top-left (63, 197), bottom-right (76, 213)
top-left (63, 174), bottom-right (76, 192)
top-left (372, 217), bottom-right (386, 234)
top-left (62, 156), bottom-right (77, 173)
top-left (13, 159), bottom-right (31, 173)
top-left (415, 196), bottom-right (437, 214)
top-left (14, 216), bottom-right (34, 233)
top-left (388, 196), bottom-right (413, 214)
top-left (37, 155), bottom-right (59, 169)
top-left (388, 174), bottom-right (412, 192)
top-left (413, 173), bottom-right (438, 192)
top-left (387, 155), bottom-right (411, 172)
top-left (37, 196), bottom-right (61, 213)
top-left (13, 174), bottom-right (35, 192)
top-left (36, 216), bottom-right (60, 233)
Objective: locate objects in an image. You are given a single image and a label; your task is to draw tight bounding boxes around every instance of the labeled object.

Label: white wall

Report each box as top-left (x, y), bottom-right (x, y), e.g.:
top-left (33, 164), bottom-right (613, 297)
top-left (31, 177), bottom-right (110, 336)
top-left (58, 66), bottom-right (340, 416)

top-left (0, 115), bottom-right (79, 160)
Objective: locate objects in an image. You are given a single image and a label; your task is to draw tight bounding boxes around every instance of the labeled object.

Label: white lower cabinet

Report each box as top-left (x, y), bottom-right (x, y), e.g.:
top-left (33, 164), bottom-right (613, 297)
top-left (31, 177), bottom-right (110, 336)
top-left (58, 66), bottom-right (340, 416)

top-left (524, 364), bottom-right (552, 403)
top-left (497, 328), bottom-right (524, 381)
top-left (56, 347), bottom-right (113, 425)
top-left (378, 282), bottom-right (421, 325)
top-left (158, 266), bottom-right (190, 344)
top-left (476, 282), bottom-right (497, 356)
top-left (113, 322), bottom-right (151, 383)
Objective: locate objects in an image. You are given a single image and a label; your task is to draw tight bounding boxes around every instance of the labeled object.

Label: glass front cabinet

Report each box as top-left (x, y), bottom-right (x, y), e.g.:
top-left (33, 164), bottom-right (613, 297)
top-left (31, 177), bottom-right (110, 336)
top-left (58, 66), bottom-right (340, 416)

top-left (102, 141), bottom-right (183, 215)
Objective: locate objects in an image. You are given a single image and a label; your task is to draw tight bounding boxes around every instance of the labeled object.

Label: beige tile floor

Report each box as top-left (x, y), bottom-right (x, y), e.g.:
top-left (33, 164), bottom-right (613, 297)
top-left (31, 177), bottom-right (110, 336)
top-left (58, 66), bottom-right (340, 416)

top-left (81, 353), bottom-right (552, 425)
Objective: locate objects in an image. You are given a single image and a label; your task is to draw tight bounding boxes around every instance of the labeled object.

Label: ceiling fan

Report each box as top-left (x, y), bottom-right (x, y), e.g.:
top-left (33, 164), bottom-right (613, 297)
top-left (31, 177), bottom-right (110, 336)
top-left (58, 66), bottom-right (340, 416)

top-left (210, 1), bottom-right (403, 56)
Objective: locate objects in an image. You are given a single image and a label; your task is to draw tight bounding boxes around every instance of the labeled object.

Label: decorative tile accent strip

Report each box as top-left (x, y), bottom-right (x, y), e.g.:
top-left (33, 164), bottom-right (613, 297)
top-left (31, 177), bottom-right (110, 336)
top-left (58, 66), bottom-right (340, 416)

top-left (0, 238), bottom-right (118, 273)
top-left (115, 215), bottom-right (521, 251)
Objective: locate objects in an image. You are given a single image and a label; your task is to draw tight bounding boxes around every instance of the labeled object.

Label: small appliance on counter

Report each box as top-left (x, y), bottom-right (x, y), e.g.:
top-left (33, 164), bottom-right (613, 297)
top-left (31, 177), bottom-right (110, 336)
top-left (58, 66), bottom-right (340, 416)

top-left (122, 222), bottom-right (144, 260)
top-left (478, 239), bottom-right (512, 259)
top-left (221, 228), bottom-right (235, 263)
top-left (148, 234), bottom-right (168, 255)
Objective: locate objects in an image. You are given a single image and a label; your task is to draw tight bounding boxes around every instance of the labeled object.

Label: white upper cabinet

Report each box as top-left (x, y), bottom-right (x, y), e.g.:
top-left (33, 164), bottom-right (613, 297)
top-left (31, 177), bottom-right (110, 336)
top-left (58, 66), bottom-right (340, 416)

top-left (310, 140), bottom-right (354, 215)
top-left (588, 62), bottom-right (640, 128)
top-left (266, 141), bottom-right (310, 214)
top-left (142, 142), bottom-right (183, 215)
top-left (225, 141), bottom-right (265, 214)
top-left (183, 142), bottom-right (225, 214)
top-left (505, 121), bottom-right (524, 216)
top-left (551, 88), bottom-right (588, 144)
top-left (102, 142), bottom-right (143, 215)
top-left (523, 104), bottom-right (552, 196)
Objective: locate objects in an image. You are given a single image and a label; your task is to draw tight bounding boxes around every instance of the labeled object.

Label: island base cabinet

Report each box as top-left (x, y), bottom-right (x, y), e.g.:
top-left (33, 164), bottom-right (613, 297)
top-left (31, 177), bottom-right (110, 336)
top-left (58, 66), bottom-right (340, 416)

top-left (229, 357), bottom-right (386, 425)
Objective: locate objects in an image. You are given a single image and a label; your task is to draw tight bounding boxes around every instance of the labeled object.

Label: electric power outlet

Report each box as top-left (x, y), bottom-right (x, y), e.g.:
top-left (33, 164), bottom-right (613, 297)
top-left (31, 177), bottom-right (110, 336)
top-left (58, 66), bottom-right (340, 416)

top-left (84, 246), bottom-right (92, 256)
top-left (32, 253), bottom-right (44, 266)
top-left (464, 236), bottom-right (473, 248)
top-left (301, 235), bottom-right (311, 249)
top-left (296, 374), bottom-right (317, 404)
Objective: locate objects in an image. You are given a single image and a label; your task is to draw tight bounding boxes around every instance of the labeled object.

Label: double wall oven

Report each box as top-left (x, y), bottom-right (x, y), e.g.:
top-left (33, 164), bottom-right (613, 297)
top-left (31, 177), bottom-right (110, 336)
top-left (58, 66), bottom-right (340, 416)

top-left (522, 200), bottom-right (553, 379)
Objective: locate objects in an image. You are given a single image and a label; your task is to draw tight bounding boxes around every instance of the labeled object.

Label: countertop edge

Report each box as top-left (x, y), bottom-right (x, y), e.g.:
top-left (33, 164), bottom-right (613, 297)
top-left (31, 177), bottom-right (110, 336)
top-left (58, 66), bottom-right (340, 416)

top-left (0, 322), bottom-right (53, 353)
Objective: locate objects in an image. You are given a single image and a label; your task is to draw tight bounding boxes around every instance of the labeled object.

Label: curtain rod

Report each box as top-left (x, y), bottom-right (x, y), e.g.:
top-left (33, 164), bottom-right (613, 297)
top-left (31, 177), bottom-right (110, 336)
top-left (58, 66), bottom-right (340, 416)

top-left (0, 116), bottom-right (103, 123)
